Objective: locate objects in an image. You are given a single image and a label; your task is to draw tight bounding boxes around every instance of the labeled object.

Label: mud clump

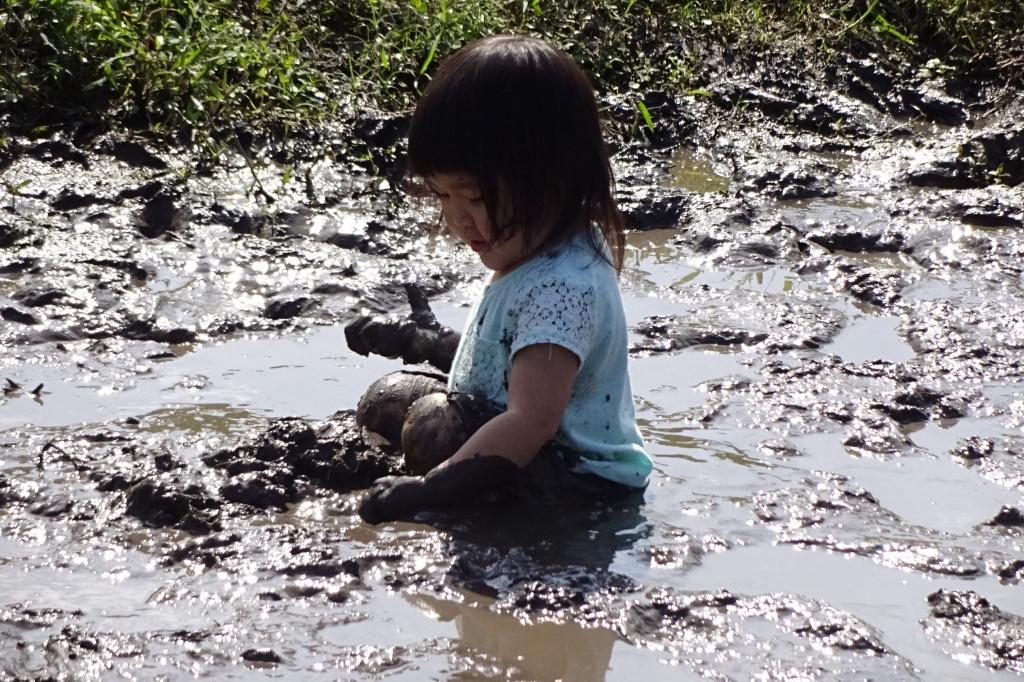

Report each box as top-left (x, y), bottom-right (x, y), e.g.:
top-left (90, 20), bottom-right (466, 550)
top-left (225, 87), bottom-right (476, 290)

top-left (204, 411), bottom-right (401, 494)
top-left (241, 647), bottom-right (283, 664)
top-left (738, 161), bottom-right (838, 200)
top-left (618, 185), bottom-right (693, 230)
top-left (908, 126), bottom-right (1024, 189)
top-left (985, 506), bottom-right (1024, 529)
top-left (798, 255), bottom-right (909, 307)
top-left (804, 223), bottom-right (906, 254)
top-left (124, 476), bottom-right (222, 533)
top-left (355, 371), bottom-right (447, 449)
top-left (950, 436), bottom-right (1024, 490)
top-left (924, 590), bottom-right (1024, 672)
top-left (138, 192), bottom-right (191, 239)
top-left (399, 391), bottom-right (500, 474)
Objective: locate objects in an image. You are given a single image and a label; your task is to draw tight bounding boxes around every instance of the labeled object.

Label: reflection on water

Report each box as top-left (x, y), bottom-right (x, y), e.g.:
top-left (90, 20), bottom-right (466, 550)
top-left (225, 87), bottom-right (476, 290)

top-left (136, 403), bottom-right (265, 435)
top-left (410, 591), bottom-right (617, 682)
top-left (662, 147), bottom-right (731, 194)
top-left (824, 314), bottom-right (916, 363)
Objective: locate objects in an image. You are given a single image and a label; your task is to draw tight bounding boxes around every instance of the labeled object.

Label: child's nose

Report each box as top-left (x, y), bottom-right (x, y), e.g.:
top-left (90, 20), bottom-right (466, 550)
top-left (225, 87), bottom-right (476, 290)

top-left (446, 203), bottom-right (473, 230)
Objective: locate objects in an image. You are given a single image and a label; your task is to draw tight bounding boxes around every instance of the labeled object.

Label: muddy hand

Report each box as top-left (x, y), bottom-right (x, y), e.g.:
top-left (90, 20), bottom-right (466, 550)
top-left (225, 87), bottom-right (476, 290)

top-left (344, 284), bottom-right (460, 372)
top-left (358, 456), bottom-right (522, 524)
top-left (358, 475), bottom-right (430, 524)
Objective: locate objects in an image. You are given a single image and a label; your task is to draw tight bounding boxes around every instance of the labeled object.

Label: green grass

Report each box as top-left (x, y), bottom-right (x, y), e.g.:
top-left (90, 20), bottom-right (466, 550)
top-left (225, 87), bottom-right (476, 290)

top-left (0, 0), bottom-right (331, 133)
top-left (1, 0), bottom-right (1021, 139)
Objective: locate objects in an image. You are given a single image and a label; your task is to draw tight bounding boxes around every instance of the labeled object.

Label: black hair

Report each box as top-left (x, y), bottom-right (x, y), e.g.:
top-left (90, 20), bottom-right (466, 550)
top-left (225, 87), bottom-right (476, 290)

top-left (407, 35), bottom-right (625, 271)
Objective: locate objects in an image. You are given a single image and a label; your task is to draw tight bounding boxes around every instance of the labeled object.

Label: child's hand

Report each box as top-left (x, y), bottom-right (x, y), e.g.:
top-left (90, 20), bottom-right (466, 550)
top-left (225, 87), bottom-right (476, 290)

top-left (357, 455), bottom-right (522, 524)
top-left (344, 284), bottom-right (460, 372)
top-left (358, 475), bottom-right (429, 524)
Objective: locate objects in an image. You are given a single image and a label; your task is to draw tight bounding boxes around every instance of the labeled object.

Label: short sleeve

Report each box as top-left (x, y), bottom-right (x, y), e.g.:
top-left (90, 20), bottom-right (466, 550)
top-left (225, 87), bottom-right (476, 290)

top-left (510, 276), bottom-right (597, 363)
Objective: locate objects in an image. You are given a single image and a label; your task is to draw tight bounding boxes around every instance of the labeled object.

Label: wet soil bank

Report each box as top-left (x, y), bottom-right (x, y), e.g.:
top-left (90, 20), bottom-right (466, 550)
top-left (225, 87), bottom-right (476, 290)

top-left (2, 43), bottom-right (1023, 680)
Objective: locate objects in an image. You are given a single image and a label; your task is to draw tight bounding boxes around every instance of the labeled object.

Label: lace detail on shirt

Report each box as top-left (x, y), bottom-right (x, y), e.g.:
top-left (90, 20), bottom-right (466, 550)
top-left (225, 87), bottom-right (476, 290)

top-left (511, 276), bottom-right (596, 362)
top-left (449, 325), bottom-right (506, 404)
top-left (449, 276), bottom-right (597, 404)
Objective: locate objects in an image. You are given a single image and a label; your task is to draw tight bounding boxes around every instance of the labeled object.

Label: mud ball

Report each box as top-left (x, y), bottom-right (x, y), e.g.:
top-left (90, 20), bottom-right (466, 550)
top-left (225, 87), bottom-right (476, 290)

top-left (401, 393), bottom-right (503, 475)
top-left (400, 393), bottom-right (471, 474)
top-left (356, 371), bottom-right (446, 449)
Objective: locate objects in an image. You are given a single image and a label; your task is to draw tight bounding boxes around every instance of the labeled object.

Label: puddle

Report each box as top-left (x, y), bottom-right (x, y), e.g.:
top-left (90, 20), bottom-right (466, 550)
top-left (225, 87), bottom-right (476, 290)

top-left (823, 314), bottom-right (916, 363)
top-left (663, 147), bottom-right (731, 193)
top-left (792, 431), bottom-right (1021, 535)
top-left (779, 195), bottom-right (887, 229)
top-left (684, 545), bottom-right (1024, 682)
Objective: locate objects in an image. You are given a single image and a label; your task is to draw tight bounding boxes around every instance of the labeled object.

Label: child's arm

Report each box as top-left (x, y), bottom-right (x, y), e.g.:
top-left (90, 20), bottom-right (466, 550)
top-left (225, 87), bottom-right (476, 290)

top-left (441, 343), bottom-right (578, 468)
top-left (358, 343), bottom-right (578, 523)
top-left (345, 284), bottom-right (460, 372)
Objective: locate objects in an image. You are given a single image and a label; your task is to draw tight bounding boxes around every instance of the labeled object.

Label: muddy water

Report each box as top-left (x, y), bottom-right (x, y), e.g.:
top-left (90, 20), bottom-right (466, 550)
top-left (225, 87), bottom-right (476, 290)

top-left (3, 82), bottom-right (1024, 679)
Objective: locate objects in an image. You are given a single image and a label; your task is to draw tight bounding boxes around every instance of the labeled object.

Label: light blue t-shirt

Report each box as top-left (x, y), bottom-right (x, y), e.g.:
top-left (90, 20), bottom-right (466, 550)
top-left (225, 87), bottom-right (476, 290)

top-left (447, 231), bottom-right (652, 488)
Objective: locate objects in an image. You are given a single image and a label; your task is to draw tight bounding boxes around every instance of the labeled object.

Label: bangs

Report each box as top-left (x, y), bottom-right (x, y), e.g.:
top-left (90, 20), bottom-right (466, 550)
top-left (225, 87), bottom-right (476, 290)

top-left (406, 35), bottom-right (625, 270)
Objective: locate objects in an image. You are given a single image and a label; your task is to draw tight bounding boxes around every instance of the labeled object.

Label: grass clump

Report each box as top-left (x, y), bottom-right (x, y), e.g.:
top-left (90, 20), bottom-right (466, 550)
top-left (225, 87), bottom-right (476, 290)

top-left (1, 0), bottom-right (1021, 139)
top-left (0, 0), bottom-right (332, 133)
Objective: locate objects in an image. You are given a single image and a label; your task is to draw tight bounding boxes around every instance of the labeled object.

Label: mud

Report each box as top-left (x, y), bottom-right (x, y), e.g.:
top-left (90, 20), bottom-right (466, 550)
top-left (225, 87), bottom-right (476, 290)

top-left (3, 41), bottom-right (1024, 680)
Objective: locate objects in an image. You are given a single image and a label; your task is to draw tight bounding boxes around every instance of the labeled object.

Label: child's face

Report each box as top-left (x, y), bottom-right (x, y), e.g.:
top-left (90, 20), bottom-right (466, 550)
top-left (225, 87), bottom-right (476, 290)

top-left (426, 173), bottom-right (534, 275)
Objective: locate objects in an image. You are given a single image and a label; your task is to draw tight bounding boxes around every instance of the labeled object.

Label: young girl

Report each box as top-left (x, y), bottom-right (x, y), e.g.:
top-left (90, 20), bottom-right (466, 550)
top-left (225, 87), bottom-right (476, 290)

top-left (356, 35), bottom-right (651, 523)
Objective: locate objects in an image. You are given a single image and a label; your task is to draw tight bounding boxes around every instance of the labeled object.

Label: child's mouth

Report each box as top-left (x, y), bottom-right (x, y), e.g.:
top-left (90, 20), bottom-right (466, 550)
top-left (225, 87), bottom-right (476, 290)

top-left (469, 240), bottom-right (489, 253)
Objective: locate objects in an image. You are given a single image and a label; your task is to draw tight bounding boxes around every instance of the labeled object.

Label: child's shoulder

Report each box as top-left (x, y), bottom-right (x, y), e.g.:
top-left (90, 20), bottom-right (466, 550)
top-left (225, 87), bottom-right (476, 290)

top-left (526, 231), bottom-right (613, 282)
